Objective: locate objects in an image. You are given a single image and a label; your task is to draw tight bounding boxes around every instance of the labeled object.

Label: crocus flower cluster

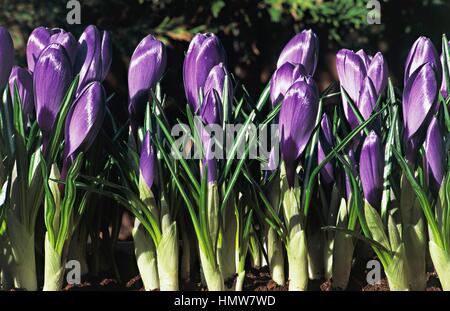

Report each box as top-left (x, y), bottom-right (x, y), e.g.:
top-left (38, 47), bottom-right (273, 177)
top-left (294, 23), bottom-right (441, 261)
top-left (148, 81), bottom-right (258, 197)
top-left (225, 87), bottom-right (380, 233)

top-left (2, 23), bottom-right (450, 293)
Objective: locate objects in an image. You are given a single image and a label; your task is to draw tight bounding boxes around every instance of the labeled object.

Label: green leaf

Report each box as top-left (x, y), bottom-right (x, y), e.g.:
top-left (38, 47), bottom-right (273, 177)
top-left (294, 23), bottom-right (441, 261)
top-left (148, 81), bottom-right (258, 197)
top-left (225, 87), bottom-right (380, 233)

top-left (364, 201), bottom-right (391, 251)
top-left (211, 0), bottom-right (225, 18)
top-left (392, 147), bottom-right (444, 249)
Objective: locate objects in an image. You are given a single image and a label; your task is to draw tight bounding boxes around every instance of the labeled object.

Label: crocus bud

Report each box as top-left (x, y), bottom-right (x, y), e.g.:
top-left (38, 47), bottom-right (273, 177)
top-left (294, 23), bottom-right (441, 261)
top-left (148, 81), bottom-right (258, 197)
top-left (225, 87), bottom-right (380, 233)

top-left (140, 131), bottom-right (156, 189)
top-left (404, 36), bottom-right (441, 86)
top-left (279, 80), bottom-right (319, 187)
top-left (34, 43), bottom-right (72, 149)
top-left (75, 25), bottom-right (112, 92)
top-left (9, 66), bottom-right (35, 120)
top-left (204, 63), bottom-right (233, 111)
top-left (183, 33), bottom-right (226, 112)
top-left (440, 40), bottom-right (450, 98)
top-left (63, 81), bottom-right (106, 160)
top-left (318, 114), bottom-right (335, 187)
top-left (200, 89), bottom-right (222, 183)
top-left (276, 29), bottom-right (319, 76)
top-left (270, 62), bottom-right (306, 105)
top-left (425, 117), bottom-right (445, 197)
top-left (0, 27), bottom-right (14, 93)
top-left (127, 34), bottom-right (166, 130)
top-left (359, 131), bottom-right (383, 209)
top-left (403, 62), bottom-right (438, 163)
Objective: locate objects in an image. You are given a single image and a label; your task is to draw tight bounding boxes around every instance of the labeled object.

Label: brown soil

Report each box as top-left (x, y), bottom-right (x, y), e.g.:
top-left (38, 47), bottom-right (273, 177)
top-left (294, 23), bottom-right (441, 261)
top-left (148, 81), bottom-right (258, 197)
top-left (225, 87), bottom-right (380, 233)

top-left (62, 267), bottom-right (443, 291)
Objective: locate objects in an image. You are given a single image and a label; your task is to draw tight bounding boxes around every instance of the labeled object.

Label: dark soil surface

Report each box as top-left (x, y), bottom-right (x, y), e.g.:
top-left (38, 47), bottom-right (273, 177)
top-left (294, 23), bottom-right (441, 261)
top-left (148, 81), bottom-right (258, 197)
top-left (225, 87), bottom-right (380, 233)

top-left (62, 267), bottom-right (442, 291)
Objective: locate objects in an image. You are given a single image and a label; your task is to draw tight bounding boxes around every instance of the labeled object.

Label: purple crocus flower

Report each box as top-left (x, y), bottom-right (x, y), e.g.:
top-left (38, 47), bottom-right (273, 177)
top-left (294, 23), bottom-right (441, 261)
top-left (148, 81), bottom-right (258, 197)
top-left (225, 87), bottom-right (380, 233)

top-left (0, 27), bottom-right (14, 93)
top-left (279, 80), bottom-right (319, 187)
top-left (60, 81), bottom-right (105, 181)
top-left (26, 27), bottom-right (78, 72)
top-left (359, 131), bottom-right (383, 209)
top-left (403, 63), bottom-right (438, 163)
top-left (318, 114), bottom-right (335, 187)
top-left (75, 25), bottom-right (112, 92)
top-left (204, 63), bottom-right (233, 110)
top-left (127, 34), bottom-right (166, 130)
top-left (337, 49), bottom-right (388, 130)
top-left (33, 43), bottom-right (73, 151)
top-left (183, 33), bottom-right (226, 112)
top-left (200, 89), bottom-right (222, 183)
top-left (9, 66), bottom-right (34, 120)
top-left (270, 62), bottom-right (306, 105)
top-left (276, 29), bottom-right (319, 76)
top-left (404, 36), bottom-right (441, 86)
top-left (140, 131), bottom-right (156, 189)
top-left (425, 117), bottom-right (445, 197)
top-left (63, 81), bottom-right (106, 159)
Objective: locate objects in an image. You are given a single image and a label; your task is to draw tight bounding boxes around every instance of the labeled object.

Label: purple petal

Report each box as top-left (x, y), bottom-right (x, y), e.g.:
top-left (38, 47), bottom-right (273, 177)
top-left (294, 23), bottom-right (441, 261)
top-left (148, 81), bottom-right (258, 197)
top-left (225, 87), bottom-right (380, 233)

top-left (200, 89), bottom-right (222, 183)
top-left (270, 62), bottom-right (306, 105)
top-left (403, 62), bottom-right (438, 142)
top-left (183, 33), bottom-right (226, 112)
top-left (34, 43), bottom-right (72, 140)
top-left (204, 63), bottom-right (233, 110)
top-left (359, 131), bottom-right (384, 209)
top-left (276, 29), bottom-right (319, 76)
top-left (356, 49), bottom-right (372, 70)
top-left (9, 66), bottom-right (34, 120)
top-left (49, 31), bottom-right (78, 67)
top-left (357, 76), bottom-right (377, 122)
top-left (425, 117), bottom-right (445, 197)
top-left (405, 36), bottom-right (441, 86)
top-left (64, 81), bottom-right (106, 159)
top-left (318, 114), bottom-right (335, 186)
top-left (140, 131), bottom-right (156, 189)
top-left (100, 31), bottom-right (112, 81)
top-left (127, 34), bottom-right (166, 129)
top-left (0, 27), bottom-right (14, 93)
top-left (26, 27), bottom-right (53, 72)
top-left (336, 49), bottom-right (367, 128)
top-left (279, 80), bottom-right (319, 186)
top-left (75, 25), bottom-right (112, 92)
top-left (367, 52), bottom-right (388, 95)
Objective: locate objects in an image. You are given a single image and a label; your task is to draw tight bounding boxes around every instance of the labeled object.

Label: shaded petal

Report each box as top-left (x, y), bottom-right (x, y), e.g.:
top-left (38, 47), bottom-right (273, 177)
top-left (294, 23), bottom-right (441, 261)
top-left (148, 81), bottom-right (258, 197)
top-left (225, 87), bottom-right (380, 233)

top-left (425, 117), bottom-right (445, 197)
top-left (100, 31), bottom-right (112, 81)
top-left (356, 49), bottom-right (372, 70)
top-left (140, 131), bottom-right (156, 189)
top-left (359, 131), bottom-right (384, 209)
top-left (9, 66), bottom-right (34, 120)
top-left (276, 29), bottom-right (319, 76)
top-left (280, 80), bottom-right (319, 186)
top-left (0, 27), bottom-right (14, 93)
top-left (34, 43), bottom-right (72, 138)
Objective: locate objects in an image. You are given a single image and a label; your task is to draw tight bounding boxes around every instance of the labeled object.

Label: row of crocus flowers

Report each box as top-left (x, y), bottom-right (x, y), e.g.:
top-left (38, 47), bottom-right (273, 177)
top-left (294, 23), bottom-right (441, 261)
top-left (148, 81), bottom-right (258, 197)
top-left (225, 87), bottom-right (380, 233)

top-left (0, 24), bottom-right (449, 291)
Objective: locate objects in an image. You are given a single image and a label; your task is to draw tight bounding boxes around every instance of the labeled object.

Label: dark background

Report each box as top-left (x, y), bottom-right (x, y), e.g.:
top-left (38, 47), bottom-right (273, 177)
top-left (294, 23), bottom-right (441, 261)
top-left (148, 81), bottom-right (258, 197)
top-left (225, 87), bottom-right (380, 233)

top-left (2, 0), bottom-right (450, 117)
